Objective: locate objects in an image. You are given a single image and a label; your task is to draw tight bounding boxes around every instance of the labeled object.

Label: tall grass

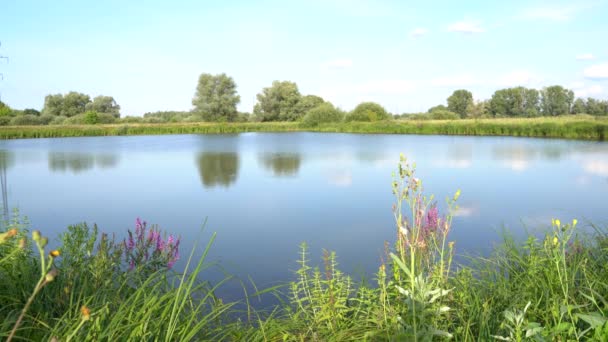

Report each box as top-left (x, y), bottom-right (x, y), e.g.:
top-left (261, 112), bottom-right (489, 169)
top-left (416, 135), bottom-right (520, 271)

top-left (1, 156), bottom-right (607, 340)
top-left (0, 116), bottom-right (607, 140)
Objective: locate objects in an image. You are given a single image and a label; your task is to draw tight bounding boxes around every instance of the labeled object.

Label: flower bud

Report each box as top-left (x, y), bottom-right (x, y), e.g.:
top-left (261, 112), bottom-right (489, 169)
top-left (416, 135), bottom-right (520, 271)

top-left (39, 237), bottom-right (48, 248)
top-left (45, 269), bottom-right (58, 283)
top-left (81, 305), bottom-right (91, 321)
top-left (18, 238), bottom-right (26, 249)
top-left (49, 250), bottom-right (60, 258)
top-left (32, 230), bottom-right (41, 242)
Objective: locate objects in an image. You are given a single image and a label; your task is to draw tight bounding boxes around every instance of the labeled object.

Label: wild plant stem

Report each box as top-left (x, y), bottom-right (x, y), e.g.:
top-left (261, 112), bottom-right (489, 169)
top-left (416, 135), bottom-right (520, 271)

top-left (7, 277), bottom-right (46, 342)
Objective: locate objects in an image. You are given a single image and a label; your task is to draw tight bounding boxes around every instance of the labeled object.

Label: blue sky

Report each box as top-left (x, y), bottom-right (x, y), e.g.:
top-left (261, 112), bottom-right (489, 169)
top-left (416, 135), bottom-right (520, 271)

top-left (1, 0), bottom-right (608, 115)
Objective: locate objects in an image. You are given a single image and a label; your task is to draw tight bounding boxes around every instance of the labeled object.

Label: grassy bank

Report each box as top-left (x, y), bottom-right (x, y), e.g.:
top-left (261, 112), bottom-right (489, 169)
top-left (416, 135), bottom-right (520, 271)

top-left (1, 116), bottom-right (607, 140)
top-left (1, 157), bottom-right (607, 340)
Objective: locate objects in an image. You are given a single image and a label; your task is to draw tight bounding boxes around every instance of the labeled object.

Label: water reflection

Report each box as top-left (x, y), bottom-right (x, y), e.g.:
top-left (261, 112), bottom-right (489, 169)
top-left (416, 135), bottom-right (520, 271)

top-left (48, 152), bottom-right (120, 173)
top-left (258, 153), bottom-right (301, 177)
top-left (492, 145), bottom-right (538, 172)
top-left (0, 150), bottom-right (14, 219)
top-left (195, 152), bottom-right (239, 188)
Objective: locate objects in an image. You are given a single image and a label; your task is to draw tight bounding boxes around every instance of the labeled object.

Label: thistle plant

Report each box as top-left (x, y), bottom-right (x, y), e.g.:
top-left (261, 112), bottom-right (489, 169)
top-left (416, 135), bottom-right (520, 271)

top-left (389, 154), bottom-right (459, 340)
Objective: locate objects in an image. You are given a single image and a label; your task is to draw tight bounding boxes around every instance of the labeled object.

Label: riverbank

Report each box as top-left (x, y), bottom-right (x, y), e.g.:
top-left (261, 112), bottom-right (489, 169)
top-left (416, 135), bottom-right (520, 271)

top-left (0, 116), bottom-right (607, 140)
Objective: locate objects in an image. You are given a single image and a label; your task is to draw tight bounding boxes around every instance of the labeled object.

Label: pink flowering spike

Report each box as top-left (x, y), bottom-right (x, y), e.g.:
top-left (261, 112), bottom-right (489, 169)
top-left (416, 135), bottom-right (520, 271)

top-left (167, 235), bottom-right (174, 246)
top-left (129, 259), bottom-right (135, 271)
top-left (167, 259), bottom-right (176, 269)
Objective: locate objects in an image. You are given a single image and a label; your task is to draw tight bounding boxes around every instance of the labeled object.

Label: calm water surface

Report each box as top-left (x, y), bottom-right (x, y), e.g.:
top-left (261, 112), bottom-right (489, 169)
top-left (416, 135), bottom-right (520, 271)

top-left (1, 133), bottom-right (607, 301)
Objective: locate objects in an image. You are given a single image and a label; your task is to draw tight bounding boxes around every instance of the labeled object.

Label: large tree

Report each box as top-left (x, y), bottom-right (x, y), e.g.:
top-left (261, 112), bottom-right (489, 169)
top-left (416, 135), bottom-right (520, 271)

top-left (489, 87), bottom-right (539, 117)
top-left (42, 92), bottom-right (91, 117)
top-left (192, 73), bottom-right (240, 122)
top-left (253, 81), bottom-right (302, 121)
top-left (571, 98), bottom-right (586, 114)
top-left (447, 89), bottom-right (473, 118)
top-left (85, 96), bottom-right (121, 117)
top-left (541, 85), bottom-right (574, 116)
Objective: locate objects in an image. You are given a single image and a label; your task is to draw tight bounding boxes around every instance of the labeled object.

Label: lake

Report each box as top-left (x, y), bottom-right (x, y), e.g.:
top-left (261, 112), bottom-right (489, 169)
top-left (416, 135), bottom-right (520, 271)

top-left (1, 133), bottom-right (607, 301)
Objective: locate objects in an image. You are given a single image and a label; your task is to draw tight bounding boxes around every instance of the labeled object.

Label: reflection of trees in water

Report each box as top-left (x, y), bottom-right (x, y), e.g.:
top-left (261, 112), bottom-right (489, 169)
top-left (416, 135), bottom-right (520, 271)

top-left (48, 152), bottom-right (119, 173)
top-left (259, 153), bottom-right (301, 177)
top-left (196, 152), bottom-right (239, 188)
top-left (0, 150), bottom-right (14, 220)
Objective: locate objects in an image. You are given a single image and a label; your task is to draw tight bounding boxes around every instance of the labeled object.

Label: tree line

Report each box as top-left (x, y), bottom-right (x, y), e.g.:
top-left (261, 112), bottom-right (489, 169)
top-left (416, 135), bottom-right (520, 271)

top-left (403, 86), bottom-right (608, 120)
top-left (1, 73), bottom-right (606, 126)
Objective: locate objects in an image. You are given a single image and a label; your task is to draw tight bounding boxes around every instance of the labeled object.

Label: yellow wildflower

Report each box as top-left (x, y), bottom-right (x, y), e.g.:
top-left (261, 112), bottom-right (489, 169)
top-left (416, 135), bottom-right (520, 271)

top-left (81, 305), bottom-right (91, 321)
top-left (553, 236), bottom-right (558, 246)
top-left (50, 250), bottom-right (61, 258)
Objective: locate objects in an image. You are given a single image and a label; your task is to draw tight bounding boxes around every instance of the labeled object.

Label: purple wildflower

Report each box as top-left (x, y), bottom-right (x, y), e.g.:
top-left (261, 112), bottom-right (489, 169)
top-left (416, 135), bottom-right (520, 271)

top-left (425, 205), bottom-right (439, 231)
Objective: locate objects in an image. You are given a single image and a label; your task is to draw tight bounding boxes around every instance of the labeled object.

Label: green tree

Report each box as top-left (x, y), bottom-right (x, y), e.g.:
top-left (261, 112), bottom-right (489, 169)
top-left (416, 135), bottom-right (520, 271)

top-left (62, 92), bottom-right (91, 117)
top-left (541, 85), bottom-right (574, 116)
top-left (85, 96), bottom-right (120, 117)
top-left (192, 73), bottom-right (240, 122)
top-left (447, 89), bottom-right (473, 118)
top-left (585, 98), bottom-right (605, 115)
top-left (253, 81), bottom-right (302, 121)
top-left (42, 94), bottom-right (64, 116)
top-left (293, 95), bottom-right (325, 118)
top-left (345, 102), bottom-right (390, 122)
top-left (23, 108), bottom-right (41, 116)
top-left (0, 101), bottom-right (11, 117)
top-left (571, 98), bottom-right (586, 114)
top-left (489, 87), bottom-right (540, 117)
top-left (42, 92), bottom-right (91, 117)
top-left (427, 104), bottom-right (447, 113)
top-left (301, 102), bottom-right (344, 126)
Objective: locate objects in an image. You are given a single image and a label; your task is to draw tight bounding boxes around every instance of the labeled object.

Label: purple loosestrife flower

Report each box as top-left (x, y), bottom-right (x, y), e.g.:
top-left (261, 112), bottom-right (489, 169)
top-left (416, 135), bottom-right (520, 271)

top-left (127, 232), bottom-right (135, 250)
top-left (425, 205), bottom-right (439, 232)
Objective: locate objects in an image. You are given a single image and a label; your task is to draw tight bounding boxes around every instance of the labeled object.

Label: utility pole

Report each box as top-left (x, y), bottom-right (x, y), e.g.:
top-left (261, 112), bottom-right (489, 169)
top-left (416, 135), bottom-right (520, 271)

top-left (0, 41), bottom-right (8, 220)
top-left (0, 41), bottom-right (7, 102)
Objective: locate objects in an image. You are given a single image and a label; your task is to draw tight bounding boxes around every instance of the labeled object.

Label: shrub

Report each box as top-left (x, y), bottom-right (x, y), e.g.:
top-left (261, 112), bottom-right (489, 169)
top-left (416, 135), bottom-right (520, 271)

top-left (84, 111), bottom-right (99, 124)
top-left (64, 114), bottom-right (87, 125)
top-left (119, 116), bottom-right (143, 124)
top-left (429, 109), bottom-right (460, 120)
top-left (345, 102), bottom-right (391, 122)
top-left (97, 113), bottom-right (117, 124)
top-left (143, 116), bottom-right (165, 124)
top-left (9, 115), bottom-right (43, 125)
top-left (49, 116), bottom-right (68, 125)
top-left (38, 114), bottom-right (55, 125)
top-left (0, 116), bottom-right (10, 126)
top-left (301, 103), bottom-right (344, 126)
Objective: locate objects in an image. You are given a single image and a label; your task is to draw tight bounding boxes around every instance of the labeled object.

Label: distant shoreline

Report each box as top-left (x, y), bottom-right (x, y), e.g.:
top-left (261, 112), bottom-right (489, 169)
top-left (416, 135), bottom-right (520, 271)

top-left (0, 116), bottom-right (606, 141)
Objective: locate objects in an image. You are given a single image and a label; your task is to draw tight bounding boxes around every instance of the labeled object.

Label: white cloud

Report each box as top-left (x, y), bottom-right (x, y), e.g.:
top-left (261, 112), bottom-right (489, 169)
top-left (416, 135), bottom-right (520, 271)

top-left (576, 53), bottom-right (595, 61)
top-left (410, 28), bottom-right (428, 37)
top-left (569, 81), bottom-right (585, 89)
top-left (498, 70), bottom-right (542, 87)
top-left (520, 6), bottom-right (574, 21)
top-left (503, 159), bottom-right (529, 172)
top-left (574, 85), bottom-right (603, 98)
top-left (454, 206), bottom-right (477, 217)
top-left (447, 21), bottom-right (485, 34)
top-left (430, 74), bottom-right (480, 87)
top-left (322, 58), bottom-right (353, 70)
top-left (584, 63), bottom-right (608, 80)
top-left (584, 160), bottom-right (608, 177)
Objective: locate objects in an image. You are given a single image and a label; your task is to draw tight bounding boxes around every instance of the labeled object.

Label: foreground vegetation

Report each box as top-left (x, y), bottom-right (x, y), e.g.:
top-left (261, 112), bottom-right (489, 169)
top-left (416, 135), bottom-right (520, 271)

top-left (1, 156), bottom-right (607, 341)
top-left (0, 115), bottom-right (607, 140)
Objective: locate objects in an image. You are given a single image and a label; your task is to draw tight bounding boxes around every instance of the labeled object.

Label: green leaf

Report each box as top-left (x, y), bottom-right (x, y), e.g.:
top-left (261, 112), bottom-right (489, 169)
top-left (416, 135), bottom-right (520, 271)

top-left (577, 313), bottom-right (607, 328)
